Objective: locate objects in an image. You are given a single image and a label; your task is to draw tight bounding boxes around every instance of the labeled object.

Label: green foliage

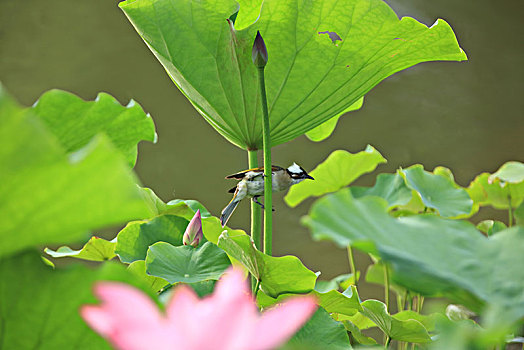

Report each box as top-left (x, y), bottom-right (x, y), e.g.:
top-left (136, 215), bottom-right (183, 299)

top-left (393, 311), bottom-right (439, 332)
top-left (45, 236), bottom-right (116, 261)
top-left (476, 220), bottom-right (507, 236)
top-left (287, 308), bottom-right (352, 350)
top-left (127, 260), bottom-right (169, 293)
top-left (305, 98), bottom-right (364, 142)
top-left (120, 0), bottom-right (465, 150)
top-left (258, 285), bottom-right (363, 318)
top-left (115, 215), bottom-right (189, 263)
top-left (342, 319), bottom-right (377, 345)
top-left (467, 161), bottom-right (524, 209)
top-left (400, 165), bottom-right (473, 218)
top-left (145, 241), bottom-right (231, 283)
top-left (0, 251), bottom-right (146, 349)
top-left (285, 146), bottom-right (386, 207)
top-left (0, 86), bottom-right (153, 259)
top-left (303, 190), bottom-right (524, 324)
top-left (365, 262), bottom-right (406, 296)
top-left (218, 231), bottom-right (317, 297)
top-left (315, 273), bottom-right (359, 293)
top-left (350, 173), bottom-right (412, 210)
top-left (167, 199), bottom-right (212, 218)
top-left (489, 161), bottom-right (524, 184)
top-left (31, 89), bottom-right (156, 167)
top-left (360, 300), bottom-right (431, 343)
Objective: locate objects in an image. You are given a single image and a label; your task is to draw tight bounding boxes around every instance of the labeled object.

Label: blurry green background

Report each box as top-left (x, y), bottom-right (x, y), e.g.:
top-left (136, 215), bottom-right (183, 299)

top-left (1, 0), bottom-right (523, 301)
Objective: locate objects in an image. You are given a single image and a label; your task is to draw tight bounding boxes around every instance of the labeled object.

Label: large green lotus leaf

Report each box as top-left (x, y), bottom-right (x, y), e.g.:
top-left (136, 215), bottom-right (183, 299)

top-left (137, 186), bottom-right (245, 244)
top-left (285, 146), bottom-right (386, 207)
top-left (286, 308), bottom-right (352, 350)
top-left (167, 199), bottom-right (212, 218)
top-left (45, 236), bottom-right (116, 262)
top-left (258, 285), bottom-right (363, 317)
top-left (120, 0), bottom-right (466, 150)
top-left (31, 90), bottom-right (156, 167)
top-left (467, 163), bottom-right (524, 209)
top-left (393, 311), bottom-right (440, 332)
top-left (128, 260), bottom-right (169, 293)
top-left (360, 300), bottom-right (431, 343)
top-left (115, 214), bottom-right (189, 263)
top-left (303, 190), bottom-right (524, 323)
top-left (350, 173), bottom-right (412, 210)
top-left (305, 97), bottom-right (364, 142)
top-left (342, 320), bottom-right (377, 345)
top-left (145, 241), bottom-right (231, 283)
top-left (0, 87), bottom-right (153, 259)
top-left (400, 165), bottom-right (473, 218)
top-left (0, 251), bottom-right (150, 349)
top-left (218, 230), bottom-right (317, 297)
top-left (488, 161), bottom-right (524, 184)
top-left (315, 273), bottom-right (359, 293)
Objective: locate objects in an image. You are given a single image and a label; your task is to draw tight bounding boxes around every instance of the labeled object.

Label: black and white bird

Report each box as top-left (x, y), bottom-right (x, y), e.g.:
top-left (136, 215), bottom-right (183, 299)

top-left (220, 163), bottom-right (314, 226)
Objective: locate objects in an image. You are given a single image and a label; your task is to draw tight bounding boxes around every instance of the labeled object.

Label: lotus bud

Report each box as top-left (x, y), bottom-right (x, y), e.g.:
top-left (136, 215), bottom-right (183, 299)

top-left (183, 210), bottom-right (203, 247)
top-left (252, 31), bottom-right (268, 68)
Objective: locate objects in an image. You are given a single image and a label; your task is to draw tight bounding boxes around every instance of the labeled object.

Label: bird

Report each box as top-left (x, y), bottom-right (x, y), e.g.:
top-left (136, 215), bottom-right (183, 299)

top-left (220, 163), bottom-right (314, 227)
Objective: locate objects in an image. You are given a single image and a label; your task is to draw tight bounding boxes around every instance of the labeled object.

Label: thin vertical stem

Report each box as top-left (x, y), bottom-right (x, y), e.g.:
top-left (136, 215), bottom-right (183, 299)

top-left (508, 193), bottom-right (513, 227)
top-left (417, 296), bottom-right (425, 313)
top-left (257, 66), bottom-right (272, 256)
top-left (248, 150), bottom-right (261, 293)
top-left (385, 336), bottom-right (392, 349)
top-left (384, 264), bottom-right (390, 312)
top-left (347, 246), bottom-right (358, 289)
top-left (248, 150), bottom-right (262, 250)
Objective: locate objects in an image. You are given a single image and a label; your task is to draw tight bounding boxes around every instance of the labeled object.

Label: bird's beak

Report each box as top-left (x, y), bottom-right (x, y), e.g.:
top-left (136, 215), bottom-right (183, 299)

top-left (306, 174), bottom-right (314, 180)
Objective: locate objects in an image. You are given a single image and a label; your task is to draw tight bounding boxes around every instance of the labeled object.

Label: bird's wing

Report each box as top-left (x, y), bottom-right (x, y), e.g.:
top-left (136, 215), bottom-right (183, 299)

top-left (225, 165), bottom-right (284, 179)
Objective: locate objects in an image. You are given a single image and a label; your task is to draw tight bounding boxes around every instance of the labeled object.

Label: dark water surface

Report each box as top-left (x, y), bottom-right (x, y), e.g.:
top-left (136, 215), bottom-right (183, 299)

top-left (1, 0), bottom-right (523, 304)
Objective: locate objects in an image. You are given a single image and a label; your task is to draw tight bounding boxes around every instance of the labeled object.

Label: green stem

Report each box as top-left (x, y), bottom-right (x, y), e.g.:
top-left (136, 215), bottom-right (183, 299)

top-left (257, 66), bottom-right (272, 256)
top-left (248, 150), bottom-right (261, 293)
top-left (385, 335), bottom-right (392, 349)
top-left (249, 150), bottom-right (262, 249)
top-left (254, 278), bottom-right (261, 300)
top-left (403, 290), bottom-right (409, 310)
top-left (347, 246), bottom-right (358, 289)
top-left (417, 295), bottom-right (425, 313)
top-left (508, 193), bottom-right (513, 227)
top-left (397, 294), bottom-right (403, 314)
top-left (384, 264), bottom-right (390, 312)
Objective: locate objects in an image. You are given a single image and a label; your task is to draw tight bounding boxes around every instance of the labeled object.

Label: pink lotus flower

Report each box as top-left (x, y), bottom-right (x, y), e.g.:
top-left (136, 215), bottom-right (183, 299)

top-left (81, 267), bottom-right (317, 350)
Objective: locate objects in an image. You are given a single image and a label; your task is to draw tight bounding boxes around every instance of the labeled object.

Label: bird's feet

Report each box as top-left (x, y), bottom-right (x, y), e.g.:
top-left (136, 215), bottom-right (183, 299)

top-left (252, 196), bottom-right (265, 209)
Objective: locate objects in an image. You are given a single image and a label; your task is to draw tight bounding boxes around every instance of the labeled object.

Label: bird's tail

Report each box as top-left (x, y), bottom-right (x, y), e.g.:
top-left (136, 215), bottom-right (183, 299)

top-left (220, 198), bottom-right (241, 227)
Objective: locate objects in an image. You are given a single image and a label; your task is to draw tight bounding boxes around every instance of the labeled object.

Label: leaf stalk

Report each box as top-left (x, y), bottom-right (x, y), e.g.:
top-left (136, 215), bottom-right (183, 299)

top-left (257, 66), bottom-right (272, 255)
top-left (248, 150), bottom-right (261, 292)
top-left (347, 245), bottom-right (357, 289)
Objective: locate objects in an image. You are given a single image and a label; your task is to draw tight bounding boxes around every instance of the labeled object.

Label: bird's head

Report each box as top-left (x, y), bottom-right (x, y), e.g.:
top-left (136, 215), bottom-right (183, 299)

top-left (286, 163), bottom-right (314, 184)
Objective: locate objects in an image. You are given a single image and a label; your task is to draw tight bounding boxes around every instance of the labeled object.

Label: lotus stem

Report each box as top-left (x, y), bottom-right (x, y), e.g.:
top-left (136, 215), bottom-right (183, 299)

top-left (252, 31), bottom-right (272, 255)
top-left (384, 264), bottom-right (390, 312)
top-left (248, 150), bottom-right (262, 250)
top-left (347, 246), bottom-right (357, 289)
top-left (248, 150), bottom-right (262, 292)
top-left (508, 193), bottom-right (513, 227)
top-left (258, 66), bottom-right (273, 256)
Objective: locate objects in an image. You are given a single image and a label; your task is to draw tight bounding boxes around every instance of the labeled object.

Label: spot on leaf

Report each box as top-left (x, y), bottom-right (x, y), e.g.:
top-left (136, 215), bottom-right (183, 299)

top-left (318, 31), bottom-right (342, 45)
